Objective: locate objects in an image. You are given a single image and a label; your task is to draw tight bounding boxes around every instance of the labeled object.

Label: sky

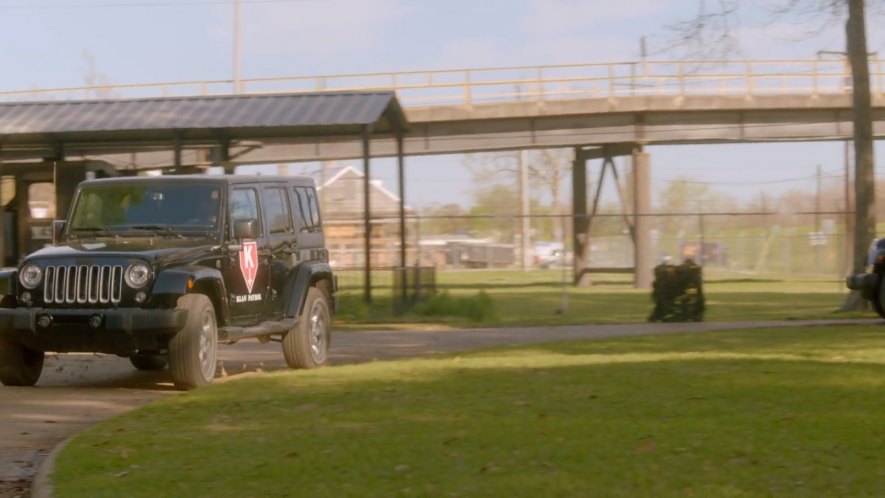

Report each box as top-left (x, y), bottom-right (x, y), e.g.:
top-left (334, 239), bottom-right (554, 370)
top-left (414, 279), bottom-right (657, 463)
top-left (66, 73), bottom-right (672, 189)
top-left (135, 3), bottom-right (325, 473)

top-left (0, 0), bottom-right (883, 210)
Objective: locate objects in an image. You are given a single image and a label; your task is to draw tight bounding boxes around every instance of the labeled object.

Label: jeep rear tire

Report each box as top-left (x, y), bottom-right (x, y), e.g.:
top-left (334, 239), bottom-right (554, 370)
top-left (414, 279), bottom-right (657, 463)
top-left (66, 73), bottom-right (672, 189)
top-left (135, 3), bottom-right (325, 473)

top-left (130, 354), bottom-right (168, 371)
top-left (861, 275), bottom-right (885, 318)
top-left (283, 287), bottom-right (330, 369)
top-left (0, 338), bottom-right (44, 386)
top-left (169, 294), bottom-right (218, 390)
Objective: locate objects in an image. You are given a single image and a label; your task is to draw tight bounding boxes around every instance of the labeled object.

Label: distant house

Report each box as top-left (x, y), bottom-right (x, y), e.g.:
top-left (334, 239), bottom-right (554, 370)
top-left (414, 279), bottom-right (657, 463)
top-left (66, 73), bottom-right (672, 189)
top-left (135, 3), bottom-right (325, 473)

top-left (317, 165), bottom-right (416, 268)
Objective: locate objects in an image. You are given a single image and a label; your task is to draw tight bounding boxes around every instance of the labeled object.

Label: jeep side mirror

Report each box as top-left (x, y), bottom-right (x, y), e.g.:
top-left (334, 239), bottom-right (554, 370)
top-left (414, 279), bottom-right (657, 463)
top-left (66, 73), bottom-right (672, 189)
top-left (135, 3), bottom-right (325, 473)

top-left (233, 219), bottom-right (259, 240)
top-left (52, 220), bottom-right (67, 244)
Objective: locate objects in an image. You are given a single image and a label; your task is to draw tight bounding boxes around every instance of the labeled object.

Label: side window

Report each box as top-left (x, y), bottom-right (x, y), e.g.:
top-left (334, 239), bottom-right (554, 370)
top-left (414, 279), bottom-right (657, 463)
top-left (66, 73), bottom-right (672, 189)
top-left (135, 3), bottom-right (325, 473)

top-left (230, 188), bottom-right (261, 235)
top-left (264, 187), bottom-right (291, 234)
top-left (293, 186), bottom-right (321, 231)
top-left (304, 187), bottom-right (321, 226)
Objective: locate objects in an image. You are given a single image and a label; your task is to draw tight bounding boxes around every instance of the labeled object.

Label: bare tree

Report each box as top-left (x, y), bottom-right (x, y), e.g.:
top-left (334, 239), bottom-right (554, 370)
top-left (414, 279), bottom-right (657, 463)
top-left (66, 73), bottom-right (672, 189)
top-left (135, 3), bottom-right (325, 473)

top-left (663, 0), bottom-right (875, 310)
top-left (81, 51), bottom-right (118, 99)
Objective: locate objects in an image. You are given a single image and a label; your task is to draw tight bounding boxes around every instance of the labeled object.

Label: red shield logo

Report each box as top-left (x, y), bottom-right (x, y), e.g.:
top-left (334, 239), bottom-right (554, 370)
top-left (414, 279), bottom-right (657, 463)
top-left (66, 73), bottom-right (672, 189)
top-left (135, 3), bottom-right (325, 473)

top-left (239, 240), bottom-right (258, 293)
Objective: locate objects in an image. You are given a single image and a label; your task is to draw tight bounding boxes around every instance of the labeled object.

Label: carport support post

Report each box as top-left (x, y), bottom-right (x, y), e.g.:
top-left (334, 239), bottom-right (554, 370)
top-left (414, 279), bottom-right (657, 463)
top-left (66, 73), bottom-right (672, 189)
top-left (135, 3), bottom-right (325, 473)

top-left (173, 132), bottom-right (182, 174)
top-left (571, 147), bottom-right (589, 286)
top-left (362, 125), bottom-right (372, 304)
top-left (396, 133), bottom-right (407, 306)
top-left (0, 149), bottom-right (4, 267)
top-left (632, 148), bottom-right (652, 289)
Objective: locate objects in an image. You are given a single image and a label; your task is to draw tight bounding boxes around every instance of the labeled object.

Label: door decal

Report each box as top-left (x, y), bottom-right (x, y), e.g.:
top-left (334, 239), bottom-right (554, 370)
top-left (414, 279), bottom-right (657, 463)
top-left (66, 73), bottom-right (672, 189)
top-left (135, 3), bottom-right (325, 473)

top-left (239, 240), bottom-right (258, 293)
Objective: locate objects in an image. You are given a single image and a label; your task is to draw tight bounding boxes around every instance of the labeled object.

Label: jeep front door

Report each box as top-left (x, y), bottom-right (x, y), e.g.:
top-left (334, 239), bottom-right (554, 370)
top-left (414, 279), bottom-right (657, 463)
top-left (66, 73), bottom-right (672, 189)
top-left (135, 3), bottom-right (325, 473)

top-left (225, 186), bottom-right (270, 322)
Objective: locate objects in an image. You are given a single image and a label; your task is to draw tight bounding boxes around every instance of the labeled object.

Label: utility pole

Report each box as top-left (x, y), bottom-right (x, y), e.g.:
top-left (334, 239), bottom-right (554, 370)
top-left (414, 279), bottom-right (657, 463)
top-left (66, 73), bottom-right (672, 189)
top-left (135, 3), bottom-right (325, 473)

top-left (815, 164), bottom-right (822, 270)
top-left (844, 141), bottom-right (853, 274)
top-left (233, 0), bottom-right (241, 93)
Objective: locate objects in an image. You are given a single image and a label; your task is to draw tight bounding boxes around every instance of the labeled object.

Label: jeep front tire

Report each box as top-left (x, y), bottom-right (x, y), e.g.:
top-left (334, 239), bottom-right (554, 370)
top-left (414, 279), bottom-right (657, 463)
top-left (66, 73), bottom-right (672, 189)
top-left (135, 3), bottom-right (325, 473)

top-left (0, 338), bottom-right (44, 386)
top-left (283, 287), bottom-right (330, 369)
top-left (169, 294), bottom-right (218, 390)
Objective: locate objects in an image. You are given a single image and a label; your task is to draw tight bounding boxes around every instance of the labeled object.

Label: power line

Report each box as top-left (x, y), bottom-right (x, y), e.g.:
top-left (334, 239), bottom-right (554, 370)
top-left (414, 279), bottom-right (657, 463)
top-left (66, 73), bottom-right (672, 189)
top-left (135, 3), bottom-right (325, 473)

top-left (0, 0), bottom-right (316, 9)
top-left (662, 171), bottom-right (845, 187)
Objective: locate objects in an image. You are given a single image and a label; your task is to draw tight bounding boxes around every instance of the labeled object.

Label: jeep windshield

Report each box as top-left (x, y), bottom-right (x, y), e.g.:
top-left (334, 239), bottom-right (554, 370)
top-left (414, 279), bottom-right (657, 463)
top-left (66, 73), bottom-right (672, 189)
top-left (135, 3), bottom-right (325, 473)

top-left (68, 182), bottom-right (223, 239)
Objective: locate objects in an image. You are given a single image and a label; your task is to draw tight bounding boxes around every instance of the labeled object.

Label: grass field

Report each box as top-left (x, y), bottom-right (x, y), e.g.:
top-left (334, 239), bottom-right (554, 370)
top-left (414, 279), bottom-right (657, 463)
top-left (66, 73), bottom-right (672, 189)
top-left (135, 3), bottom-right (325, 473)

top-left (53, 324), bottom-right (885, 497)
top-left (334, 269), bottom-right (874, 328)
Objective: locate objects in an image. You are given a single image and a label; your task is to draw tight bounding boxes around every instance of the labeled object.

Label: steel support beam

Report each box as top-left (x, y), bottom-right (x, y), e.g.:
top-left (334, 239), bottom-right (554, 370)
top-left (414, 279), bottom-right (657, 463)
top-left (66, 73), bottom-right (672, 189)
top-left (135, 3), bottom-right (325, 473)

top-left (632, 148), bottom-right (653, 289)
top-left (362, 125), bottom-right (372, 303)
top-left (571, 147), bottom-right (588, 286)
top-left (396, 133), bottom-right (407, 305)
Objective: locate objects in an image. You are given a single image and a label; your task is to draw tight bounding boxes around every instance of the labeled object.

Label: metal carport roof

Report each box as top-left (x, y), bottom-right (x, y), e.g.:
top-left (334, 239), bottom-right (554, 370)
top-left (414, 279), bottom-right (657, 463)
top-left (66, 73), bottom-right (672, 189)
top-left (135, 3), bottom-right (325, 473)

top-left (0, 91), bottom-right (407, 150)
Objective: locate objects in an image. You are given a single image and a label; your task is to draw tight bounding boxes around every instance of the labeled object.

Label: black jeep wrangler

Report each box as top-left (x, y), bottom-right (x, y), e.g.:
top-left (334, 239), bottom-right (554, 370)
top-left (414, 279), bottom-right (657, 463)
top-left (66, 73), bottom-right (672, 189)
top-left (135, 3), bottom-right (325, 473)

top-left (0, 175), bottom-right (336, 390)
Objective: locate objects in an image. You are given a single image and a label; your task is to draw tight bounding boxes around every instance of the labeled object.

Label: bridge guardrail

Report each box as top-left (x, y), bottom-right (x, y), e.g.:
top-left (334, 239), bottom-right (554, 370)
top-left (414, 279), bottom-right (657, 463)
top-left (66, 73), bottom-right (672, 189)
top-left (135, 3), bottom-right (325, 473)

top-left (1, 59), bottom-right (881, 106)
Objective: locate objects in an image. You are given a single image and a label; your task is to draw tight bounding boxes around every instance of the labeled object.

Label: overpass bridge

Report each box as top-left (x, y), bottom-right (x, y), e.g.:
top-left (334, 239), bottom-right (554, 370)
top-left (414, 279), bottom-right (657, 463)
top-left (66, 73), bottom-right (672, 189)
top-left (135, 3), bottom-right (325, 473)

top-left (1, 59), bottom-right (883, 165)
top-left (0, 59), bottom-right (882, 289)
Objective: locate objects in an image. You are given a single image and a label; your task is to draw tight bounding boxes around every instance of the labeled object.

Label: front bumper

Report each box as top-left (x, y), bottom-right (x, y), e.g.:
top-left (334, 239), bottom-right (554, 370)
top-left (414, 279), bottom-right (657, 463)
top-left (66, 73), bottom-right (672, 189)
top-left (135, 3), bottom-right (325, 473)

top-left (846, 273), bottom-right (879, 300)
top-left (0, 306), bottom-right (187, 355)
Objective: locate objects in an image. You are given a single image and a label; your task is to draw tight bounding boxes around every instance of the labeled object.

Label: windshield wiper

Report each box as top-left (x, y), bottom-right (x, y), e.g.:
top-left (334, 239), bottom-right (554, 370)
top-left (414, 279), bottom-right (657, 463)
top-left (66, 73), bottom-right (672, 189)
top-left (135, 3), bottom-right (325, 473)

top-left (70, 226), bottom-right (112, 237)
top-left (129, 225), bottom-right (182, 238)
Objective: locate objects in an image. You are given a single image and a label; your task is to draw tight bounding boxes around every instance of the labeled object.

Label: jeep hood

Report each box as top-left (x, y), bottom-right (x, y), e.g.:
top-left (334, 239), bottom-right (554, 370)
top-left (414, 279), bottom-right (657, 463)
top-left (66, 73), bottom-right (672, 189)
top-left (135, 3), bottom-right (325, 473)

top-left (24, 237), bottom-right (218, 266)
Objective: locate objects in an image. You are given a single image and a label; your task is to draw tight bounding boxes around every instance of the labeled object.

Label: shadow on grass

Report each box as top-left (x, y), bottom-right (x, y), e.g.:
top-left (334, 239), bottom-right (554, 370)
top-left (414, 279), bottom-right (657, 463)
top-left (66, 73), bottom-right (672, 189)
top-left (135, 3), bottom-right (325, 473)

top-left (706, 278), bottom-right (785, 284)
top-left (54, 326), bottom-right (885, 498)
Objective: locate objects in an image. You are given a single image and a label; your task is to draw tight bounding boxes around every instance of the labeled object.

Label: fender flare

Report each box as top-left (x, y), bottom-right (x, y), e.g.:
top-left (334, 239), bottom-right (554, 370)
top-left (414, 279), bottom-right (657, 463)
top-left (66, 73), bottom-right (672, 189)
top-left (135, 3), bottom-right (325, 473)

top-left (0, 268), bottom-right (18, 296)
top-left (281, 262), bottom-right (335, 318)
top-left (151, 266), bottom-right (230, 325)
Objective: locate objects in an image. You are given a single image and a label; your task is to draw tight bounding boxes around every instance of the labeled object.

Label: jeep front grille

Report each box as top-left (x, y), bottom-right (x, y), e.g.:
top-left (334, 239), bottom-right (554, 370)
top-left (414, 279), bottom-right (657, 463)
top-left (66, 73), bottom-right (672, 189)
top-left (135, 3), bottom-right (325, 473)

top-left (43, 265), bottom-right (124, 305)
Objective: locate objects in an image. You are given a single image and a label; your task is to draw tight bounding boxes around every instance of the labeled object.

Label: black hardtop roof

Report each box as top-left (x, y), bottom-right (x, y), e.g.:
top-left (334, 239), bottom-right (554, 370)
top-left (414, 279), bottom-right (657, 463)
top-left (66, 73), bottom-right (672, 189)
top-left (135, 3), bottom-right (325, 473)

top-left (78, 174), bottom-right (316, 188)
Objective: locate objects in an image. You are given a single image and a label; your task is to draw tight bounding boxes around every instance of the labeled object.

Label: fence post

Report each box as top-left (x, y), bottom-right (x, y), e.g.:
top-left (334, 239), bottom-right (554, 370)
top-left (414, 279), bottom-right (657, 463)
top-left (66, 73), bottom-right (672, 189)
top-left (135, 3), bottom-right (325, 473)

top-left (678, 62), bottom-right (685, 98)
top-left (745, 61), bottom-right (754, 96)
top-left (631, 63), bottom-right (636, 97)
top-left (608, 64), bottom-right (615, 97)
top-left (464, 70), bottom-right (472, 107)
top-left (878, 60), bottom-right (883, 97)
top-left (812, 59), bottom-right (818, 97)
top-left (536, 66), bottom-right (544, 104)
top-left (414, 265), bottom-right (421, 301)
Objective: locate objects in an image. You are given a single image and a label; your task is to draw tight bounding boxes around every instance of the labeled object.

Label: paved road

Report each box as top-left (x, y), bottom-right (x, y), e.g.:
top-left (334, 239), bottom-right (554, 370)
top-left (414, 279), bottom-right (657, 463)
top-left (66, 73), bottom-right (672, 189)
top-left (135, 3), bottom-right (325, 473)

top-left (1, 318), bottom-right (880, 497)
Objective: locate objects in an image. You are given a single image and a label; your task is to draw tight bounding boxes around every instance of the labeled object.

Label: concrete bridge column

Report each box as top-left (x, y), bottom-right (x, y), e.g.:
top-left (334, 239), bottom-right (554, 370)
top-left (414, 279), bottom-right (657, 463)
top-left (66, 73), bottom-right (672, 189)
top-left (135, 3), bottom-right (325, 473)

top-left (632, 149), bottom-right (653, 289)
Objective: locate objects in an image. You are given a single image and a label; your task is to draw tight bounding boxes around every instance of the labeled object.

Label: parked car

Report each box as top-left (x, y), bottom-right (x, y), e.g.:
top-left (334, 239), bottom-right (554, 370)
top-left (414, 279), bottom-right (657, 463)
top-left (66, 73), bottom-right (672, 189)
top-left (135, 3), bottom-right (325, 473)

top-left (534, 242), bottom-right (568, 269)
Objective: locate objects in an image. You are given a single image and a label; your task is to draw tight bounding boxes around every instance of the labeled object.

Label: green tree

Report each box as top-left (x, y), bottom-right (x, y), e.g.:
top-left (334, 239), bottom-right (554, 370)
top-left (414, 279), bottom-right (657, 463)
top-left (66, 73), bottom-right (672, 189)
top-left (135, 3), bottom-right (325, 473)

top-left (419, 203), bottom-right (470, 236)
top-left (468, 184), bottom-right (519, 240)
top-left (656, 176), bottom-right (738, 237)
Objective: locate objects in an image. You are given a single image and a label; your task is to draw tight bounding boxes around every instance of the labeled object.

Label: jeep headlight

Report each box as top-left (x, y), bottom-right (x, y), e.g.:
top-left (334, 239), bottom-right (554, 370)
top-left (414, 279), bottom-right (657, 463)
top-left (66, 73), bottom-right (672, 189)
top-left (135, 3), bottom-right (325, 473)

top-left (19, 264), bottom-right (42, 289)
top-left (125, 262), bottom-right (152, 289)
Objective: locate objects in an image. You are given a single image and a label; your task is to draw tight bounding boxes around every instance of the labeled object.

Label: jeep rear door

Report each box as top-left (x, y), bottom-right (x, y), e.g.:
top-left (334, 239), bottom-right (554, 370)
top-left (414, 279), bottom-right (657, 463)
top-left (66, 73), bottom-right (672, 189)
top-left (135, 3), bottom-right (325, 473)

top-left (291, 185), bottom-right (325, 260)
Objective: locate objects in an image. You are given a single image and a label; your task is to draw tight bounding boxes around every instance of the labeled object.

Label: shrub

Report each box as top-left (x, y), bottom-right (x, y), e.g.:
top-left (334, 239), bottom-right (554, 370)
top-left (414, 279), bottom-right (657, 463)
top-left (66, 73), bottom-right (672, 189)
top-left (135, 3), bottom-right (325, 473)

top-left (414, 290), bottom-right (496, 322)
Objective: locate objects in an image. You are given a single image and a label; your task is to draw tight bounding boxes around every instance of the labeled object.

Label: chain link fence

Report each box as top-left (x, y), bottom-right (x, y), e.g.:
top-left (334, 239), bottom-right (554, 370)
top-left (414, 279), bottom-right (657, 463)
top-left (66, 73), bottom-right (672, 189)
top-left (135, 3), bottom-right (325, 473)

top-left (326, 211), bottom-right (853, 283)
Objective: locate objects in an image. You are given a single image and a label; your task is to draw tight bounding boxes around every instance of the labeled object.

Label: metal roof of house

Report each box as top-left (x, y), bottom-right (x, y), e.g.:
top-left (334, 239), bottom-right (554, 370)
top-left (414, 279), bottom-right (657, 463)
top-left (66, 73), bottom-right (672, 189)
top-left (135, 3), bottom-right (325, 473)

top-left (0, 91), bottom-right (407, 149)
